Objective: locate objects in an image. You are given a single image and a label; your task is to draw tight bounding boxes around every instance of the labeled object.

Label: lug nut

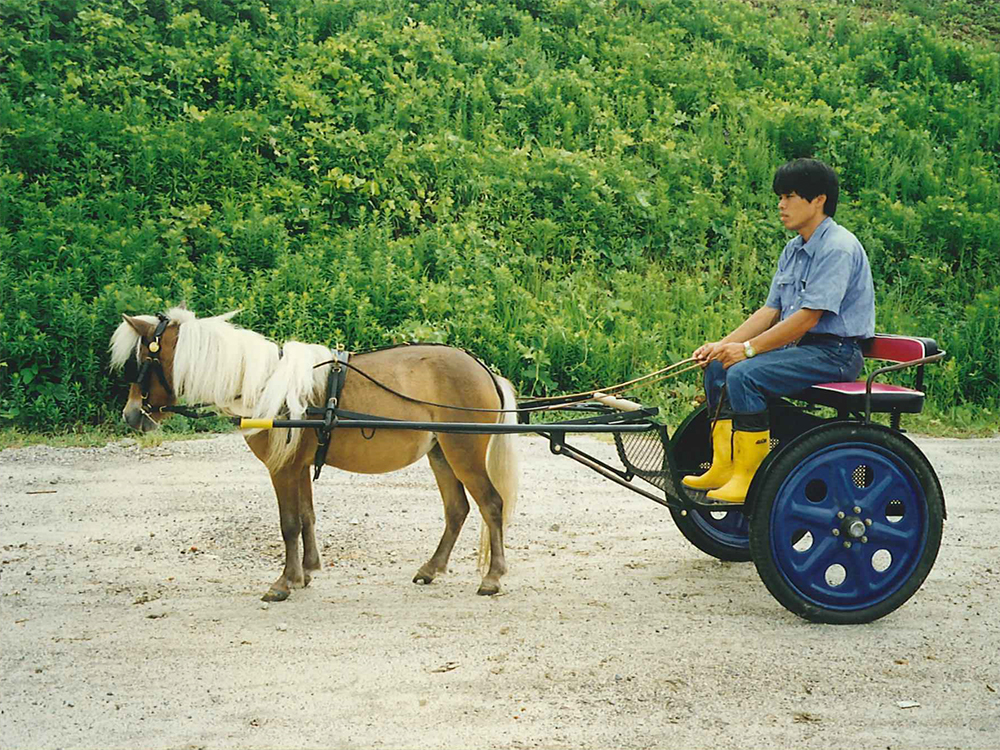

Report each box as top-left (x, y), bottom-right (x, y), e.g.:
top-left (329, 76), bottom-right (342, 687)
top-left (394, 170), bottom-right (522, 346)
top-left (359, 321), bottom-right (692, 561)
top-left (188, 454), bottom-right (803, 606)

top-left (832, 529), bottom-right (840, 536)
top-left (861, 536), bottom-right (868, 543)
top-left (837, 511), bottom-right (845, 519)
top-left (853, 506), bottom-right (862, 514)
top-left (865, 518), bottom-right (873, 526)
top-left (843, 541), bottom-right (852, 549)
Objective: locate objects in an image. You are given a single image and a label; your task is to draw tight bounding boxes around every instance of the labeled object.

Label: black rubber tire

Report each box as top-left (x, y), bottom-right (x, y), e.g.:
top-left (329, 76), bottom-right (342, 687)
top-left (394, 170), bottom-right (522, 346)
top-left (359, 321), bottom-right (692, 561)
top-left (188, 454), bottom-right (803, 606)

top-left (749, 423), bottom-right (944, 624)
top-left (668, 406), bottom-right (751, 562)
top-left (669, 506), bottom-right (752, 562)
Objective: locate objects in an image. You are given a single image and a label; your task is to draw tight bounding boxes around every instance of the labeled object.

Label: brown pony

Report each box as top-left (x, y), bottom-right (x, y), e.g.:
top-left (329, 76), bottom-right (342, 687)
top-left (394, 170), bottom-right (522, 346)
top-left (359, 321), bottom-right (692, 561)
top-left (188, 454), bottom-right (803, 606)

top-left (109, 307), bottom-right (520, 601)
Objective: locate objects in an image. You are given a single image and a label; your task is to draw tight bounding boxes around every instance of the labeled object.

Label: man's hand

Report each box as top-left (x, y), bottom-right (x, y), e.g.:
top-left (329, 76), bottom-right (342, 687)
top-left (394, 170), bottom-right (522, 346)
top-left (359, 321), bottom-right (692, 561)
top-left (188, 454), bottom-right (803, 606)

top-left (692, 341), bottom-right (715, 365)
top-left (693, 341), bottom-right (746, 369)
top-left (713, 342), bottom-right (748, 369)
top-left (692, 306), bottom-right (780, 369)
top-left (692, 341), bottom-right (722, 368)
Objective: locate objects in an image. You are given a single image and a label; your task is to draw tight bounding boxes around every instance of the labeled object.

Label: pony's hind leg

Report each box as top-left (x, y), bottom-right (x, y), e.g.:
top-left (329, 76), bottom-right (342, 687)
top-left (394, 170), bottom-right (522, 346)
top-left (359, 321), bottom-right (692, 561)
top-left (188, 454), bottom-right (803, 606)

top-left (437, 435), bottom-right (507, 596)
top-left (414, 443), bottom-right (470, 586)
top-left (465, 476), bottom-right (506, 596)
top-left (263, 464), bottom-right (318, 602)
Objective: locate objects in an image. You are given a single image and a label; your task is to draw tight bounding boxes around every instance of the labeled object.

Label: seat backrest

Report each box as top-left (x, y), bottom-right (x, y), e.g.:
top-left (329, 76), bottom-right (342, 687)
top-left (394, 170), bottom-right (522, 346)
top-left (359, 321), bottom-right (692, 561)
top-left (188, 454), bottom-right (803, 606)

top-left (861, 335), bottom-right (939, 364)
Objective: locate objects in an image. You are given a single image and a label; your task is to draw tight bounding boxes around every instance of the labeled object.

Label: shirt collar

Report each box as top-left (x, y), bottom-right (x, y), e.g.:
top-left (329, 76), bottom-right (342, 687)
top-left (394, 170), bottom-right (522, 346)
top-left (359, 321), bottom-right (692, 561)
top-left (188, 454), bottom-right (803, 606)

top-left (792, 216), bottom-right (835, 257)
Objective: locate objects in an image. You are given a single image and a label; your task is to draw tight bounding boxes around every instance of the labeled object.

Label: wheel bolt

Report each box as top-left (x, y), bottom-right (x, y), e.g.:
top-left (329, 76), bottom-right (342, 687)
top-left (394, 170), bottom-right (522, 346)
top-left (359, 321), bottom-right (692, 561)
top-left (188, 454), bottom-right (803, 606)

top-left (853, 506), bottom-right (862, 514)
top-left (832, 529), bottom-right (840, 536)
top-left (843, 541), bottom-right (852, 549)
top-left (837, 511), bottom-right (845, 519)
top-left (861, 536), bottom-right (868, 543)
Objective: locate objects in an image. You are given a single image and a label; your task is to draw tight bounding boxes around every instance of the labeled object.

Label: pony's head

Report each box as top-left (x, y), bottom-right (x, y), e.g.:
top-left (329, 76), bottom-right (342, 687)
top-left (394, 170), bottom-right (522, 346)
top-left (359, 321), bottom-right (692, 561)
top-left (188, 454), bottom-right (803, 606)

top-left (110, 305), bottom-right (285, 434)
top-left (109, 308), bottom-right (190, 432)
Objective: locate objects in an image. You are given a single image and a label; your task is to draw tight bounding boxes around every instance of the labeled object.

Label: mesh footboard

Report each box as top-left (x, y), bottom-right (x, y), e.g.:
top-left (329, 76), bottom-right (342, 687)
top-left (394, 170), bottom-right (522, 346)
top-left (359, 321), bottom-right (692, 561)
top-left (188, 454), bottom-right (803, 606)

top-left (613, 423), bottom-right (671, 492)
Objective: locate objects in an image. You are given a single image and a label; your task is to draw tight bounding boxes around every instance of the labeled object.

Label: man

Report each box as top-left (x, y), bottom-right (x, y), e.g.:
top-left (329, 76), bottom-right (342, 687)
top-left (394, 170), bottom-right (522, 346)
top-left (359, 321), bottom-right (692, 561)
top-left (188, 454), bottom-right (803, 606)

top-left (683, 158), bottom-right (875, 504)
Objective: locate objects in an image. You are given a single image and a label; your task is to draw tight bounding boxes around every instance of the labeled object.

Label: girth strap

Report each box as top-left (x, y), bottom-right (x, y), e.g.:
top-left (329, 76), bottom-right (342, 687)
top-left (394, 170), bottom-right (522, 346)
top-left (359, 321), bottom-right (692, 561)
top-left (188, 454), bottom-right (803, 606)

top-left (310, 350), bottom-right (350, 481)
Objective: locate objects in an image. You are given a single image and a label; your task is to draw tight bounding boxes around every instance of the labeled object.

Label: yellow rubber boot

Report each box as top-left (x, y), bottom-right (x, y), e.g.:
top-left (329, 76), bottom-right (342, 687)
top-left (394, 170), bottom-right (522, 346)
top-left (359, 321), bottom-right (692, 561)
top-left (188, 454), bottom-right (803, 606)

top-left (707, 429), bottom-right (770, 504)
top-left (682, 419), bottom-right (734, 491)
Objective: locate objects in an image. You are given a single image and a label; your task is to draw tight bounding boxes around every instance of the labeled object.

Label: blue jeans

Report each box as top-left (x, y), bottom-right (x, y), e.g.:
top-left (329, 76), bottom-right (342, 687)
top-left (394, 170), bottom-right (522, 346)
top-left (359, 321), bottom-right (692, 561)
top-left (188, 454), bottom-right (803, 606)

top-left (704, 338), bottom-right (864, 415)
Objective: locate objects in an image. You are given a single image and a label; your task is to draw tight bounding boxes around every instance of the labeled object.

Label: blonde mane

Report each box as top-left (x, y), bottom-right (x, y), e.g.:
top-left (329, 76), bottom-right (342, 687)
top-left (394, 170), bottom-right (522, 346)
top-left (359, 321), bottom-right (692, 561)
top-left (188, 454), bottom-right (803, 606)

top-left (110, 307), bottom-right (332, 471)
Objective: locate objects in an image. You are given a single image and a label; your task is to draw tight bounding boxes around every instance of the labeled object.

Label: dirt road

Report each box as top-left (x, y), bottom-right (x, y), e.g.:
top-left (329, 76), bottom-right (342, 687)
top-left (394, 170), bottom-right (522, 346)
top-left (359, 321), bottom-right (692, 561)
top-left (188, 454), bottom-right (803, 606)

top-left (2, 432), bottom-right (998, 749)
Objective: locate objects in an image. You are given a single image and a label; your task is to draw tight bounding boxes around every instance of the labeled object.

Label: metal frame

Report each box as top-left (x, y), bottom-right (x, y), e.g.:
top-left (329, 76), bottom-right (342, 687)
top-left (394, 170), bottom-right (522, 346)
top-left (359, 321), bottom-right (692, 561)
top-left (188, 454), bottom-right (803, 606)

top-left (863, 351), bottom-right (946, 423)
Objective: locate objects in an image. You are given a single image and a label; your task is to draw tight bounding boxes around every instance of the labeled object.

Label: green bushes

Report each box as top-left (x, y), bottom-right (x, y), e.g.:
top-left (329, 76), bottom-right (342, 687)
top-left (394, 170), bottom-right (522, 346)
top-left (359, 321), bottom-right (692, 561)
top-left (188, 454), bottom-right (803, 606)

top-left (1, 0), bottom-right (998, 432)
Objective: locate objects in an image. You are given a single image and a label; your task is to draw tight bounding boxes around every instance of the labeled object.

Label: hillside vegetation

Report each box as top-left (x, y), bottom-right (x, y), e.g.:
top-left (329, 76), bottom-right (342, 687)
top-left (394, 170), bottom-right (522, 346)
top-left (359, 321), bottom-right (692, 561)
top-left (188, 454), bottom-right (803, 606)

top-left (1, 0), bottom-right (998, 433)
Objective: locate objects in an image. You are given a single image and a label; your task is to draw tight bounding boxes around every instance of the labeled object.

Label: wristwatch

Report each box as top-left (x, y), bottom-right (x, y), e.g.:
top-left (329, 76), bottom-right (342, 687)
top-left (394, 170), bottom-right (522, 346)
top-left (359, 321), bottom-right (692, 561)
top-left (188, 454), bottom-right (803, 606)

top-left (743, 341), bottom-right (756, 358)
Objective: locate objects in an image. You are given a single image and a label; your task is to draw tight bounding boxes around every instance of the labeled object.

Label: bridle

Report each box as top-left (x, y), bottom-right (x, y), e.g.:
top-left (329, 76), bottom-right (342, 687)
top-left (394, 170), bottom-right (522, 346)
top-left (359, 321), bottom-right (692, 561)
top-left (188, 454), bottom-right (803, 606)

top-left (124, 314), bottom-right (210, 421)
top-left (123, 313), bottom-right (174, 423)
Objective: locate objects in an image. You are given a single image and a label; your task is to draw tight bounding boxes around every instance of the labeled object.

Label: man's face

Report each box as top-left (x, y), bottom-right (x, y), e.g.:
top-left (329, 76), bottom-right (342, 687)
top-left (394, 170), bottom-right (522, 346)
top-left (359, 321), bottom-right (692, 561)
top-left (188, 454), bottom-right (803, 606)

top-left (777, 190), bottom-right (826, 234)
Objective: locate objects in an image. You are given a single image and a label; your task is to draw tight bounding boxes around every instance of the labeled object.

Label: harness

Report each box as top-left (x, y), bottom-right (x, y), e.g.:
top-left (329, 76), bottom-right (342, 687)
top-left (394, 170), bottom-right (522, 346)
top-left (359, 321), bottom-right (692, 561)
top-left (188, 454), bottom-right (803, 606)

top-left (303, 345), bottom-right (500, 481)
top-left (123, 321), bottom-right (699, 478)
top-left (305, 349), bottom-right (350, 481)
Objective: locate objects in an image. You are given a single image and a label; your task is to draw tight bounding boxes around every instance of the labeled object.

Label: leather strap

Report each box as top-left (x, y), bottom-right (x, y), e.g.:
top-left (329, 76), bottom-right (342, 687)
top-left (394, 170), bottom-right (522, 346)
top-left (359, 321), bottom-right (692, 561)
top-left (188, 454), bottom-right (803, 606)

top-left (310, 350), bottom-right (350, 481)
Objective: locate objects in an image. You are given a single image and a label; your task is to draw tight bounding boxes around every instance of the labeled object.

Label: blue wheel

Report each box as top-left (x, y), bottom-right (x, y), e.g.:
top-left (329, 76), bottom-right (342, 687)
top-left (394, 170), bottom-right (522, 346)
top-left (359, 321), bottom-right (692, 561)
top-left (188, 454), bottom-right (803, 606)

top-left (749, 423), bottom-right (944, 624)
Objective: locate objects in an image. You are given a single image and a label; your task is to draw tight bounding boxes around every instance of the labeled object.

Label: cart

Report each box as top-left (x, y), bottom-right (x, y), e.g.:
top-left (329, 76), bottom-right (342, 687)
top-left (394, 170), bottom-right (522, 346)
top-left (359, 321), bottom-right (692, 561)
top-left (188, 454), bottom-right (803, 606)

top-left (245, 334), bottom-right (946, 624)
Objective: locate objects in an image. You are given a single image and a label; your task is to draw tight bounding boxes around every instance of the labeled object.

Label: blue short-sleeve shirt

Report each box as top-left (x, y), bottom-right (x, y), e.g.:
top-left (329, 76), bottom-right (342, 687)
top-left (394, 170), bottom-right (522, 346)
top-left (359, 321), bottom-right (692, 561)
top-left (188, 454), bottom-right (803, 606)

top-left (764, 217), bottom-right (875, 339)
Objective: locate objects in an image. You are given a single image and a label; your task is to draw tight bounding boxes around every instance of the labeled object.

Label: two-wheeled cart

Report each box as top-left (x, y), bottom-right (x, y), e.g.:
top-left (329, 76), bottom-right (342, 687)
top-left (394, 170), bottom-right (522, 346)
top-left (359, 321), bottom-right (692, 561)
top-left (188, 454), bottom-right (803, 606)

top-left (246, 334), bottom-right (946, 624)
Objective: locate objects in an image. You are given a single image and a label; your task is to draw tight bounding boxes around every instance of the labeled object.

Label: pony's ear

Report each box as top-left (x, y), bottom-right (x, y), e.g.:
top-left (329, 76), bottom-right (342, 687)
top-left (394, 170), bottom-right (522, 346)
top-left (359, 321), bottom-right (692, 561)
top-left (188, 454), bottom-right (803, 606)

top-left (122, 314), bottom-right (155, 338)
top-left (177, 301), bottom-right (189, 310)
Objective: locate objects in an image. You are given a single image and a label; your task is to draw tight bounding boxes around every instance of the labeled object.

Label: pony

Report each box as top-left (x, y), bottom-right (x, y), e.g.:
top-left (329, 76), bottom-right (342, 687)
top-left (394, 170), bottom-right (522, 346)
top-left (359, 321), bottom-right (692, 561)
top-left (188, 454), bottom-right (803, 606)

top-left (109, 306), bottom-right (520, 601)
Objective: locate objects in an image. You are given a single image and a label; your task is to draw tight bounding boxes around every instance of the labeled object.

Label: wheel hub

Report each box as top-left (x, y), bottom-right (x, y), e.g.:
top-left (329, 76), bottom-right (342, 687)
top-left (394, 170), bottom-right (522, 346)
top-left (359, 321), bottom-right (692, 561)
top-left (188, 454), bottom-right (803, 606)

top-left (843, 516), bottom-right (867, 539)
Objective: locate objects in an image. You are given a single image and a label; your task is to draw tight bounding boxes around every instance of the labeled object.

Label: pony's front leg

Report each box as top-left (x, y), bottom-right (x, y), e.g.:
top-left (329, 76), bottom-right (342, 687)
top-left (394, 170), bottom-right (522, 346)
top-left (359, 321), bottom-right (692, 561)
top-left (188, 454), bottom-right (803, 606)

top-left (299, 469), bottom-right (321, 587)
top-left (263, 464), bottom-right (318, 602)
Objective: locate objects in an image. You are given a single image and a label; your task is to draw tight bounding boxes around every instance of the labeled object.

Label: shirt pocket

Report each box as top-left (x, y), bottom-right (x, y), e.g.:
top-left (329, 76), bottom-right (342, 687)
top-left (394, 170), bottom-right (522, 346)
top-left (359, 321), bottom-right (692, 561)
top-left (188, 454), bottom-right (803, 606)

top-left (772, 273), bottom-right (798, 312)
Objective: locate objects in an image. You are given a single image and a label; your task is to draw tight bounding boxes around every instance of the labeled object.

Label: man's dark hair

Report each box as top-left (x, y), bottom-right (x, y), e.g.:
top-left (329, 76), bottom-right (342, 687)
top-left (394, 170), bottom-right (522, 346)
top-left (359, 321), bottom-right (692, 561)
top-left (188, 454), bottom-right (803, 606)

top-left (772, 158), bottom-right (839, 217)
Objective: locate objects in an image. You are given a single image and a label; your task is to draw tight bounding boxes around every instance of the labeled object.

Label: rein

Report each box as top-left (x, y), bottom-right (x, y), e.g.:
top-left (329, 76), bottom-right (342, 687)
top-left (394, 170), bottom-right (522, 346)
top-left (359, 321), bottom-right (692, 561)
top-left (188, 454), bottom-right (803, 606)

top-left (313, 356), bottom-right (702, 414)
top-left (126, 319), bottom-right (700, 422)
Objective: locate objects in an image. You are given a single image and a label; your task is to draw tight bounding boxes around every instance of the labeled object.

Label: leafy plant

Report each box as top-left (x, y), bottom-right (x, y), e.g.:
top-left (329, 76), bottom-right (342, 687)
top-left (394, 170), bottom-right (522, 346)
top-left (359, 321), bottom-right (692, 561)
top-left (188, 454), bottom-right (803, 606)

top-left (1, 0), bottom-right (998, 433)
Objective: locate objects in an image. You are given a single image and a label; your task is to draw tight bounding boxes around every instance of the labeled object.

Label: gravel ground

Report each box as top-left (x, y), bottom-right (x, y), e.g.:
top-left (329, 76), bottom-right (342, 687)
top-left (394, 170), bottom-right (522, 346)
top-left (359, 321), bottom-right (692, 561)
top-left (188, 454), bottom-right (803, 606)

top-left (1, 431), bottom-right (999, 750)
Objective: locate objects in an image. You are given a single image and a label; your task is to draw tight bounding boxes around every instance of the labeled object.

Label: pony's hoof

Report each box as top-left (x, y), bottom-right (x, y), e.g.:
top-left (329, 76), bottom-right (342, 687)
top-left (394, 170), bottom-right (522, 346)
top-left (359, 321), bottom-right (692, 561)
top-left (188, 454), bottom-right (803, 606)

top-left (476, 585), bottom-right (500, 596)
top-left (412, 574), bottom-right (434, 585)
top-left (261, 588), bottom-right (289, 602)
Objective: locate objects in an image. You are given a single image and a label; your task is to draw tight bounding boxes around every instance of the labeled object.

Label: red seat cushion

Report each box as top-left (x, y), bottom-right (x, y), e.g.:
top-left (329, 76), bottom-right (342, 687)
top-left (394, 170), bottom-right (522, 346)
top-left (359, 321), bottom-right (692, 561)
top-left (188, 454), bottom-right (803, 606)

top-left (793, 381), bottom-right (925, 413)
top-left (790, 334), bottom-right (935, 414)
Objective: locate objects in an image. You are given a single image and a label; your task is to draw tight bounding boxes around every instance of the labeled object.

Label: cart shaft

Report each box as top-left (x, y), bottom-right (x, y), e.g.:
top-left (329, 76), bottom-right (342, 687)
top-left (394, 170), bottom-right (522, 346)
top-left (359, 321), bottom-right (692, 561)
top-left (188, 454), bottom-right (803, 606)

top-left (238, 417), bottom-right (656, 434)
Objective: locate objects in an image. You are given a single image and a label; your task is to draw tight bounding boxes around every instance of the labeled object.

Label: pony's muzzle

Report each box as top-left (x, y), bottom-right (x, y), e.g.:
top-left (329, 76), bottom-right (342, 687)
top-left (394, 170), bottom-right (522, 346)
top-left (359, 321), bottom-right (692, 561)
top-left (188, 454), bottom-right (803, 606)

top-left (123, 404), bottom-right (159, 432)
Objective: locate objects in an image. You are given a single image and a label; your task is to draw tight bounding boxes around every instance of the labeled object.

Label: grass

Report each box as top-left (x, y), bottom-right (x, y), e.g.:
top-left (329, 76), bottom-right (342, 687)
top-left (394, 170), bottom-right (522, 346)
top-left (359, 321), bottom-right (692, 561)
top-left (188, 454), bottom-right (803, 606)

top-left (2, 0), bottom-right (998, 437)
top-left (0, 414), bottom-right (238, 451)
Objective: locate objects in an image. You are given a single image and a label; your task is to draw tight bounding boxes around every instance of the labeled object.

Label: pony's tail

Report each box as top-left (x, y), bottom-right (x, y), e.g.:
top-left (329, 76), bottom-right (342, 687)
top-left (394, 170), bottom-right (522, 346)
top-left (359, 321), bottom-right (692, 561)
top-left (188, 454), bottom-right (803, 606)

top-left (478, 376), bottom-right (521, 574)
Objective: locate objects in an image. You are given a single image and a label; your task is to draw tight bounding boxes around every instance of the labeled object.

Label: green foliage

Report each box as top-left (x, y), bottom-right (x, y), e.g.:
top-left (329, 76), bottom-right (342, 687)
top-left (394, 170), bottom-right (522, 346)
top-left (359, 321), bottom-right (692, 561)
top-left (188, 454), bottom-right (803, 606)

top-left (1, 0), bottom-right (998, 432)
